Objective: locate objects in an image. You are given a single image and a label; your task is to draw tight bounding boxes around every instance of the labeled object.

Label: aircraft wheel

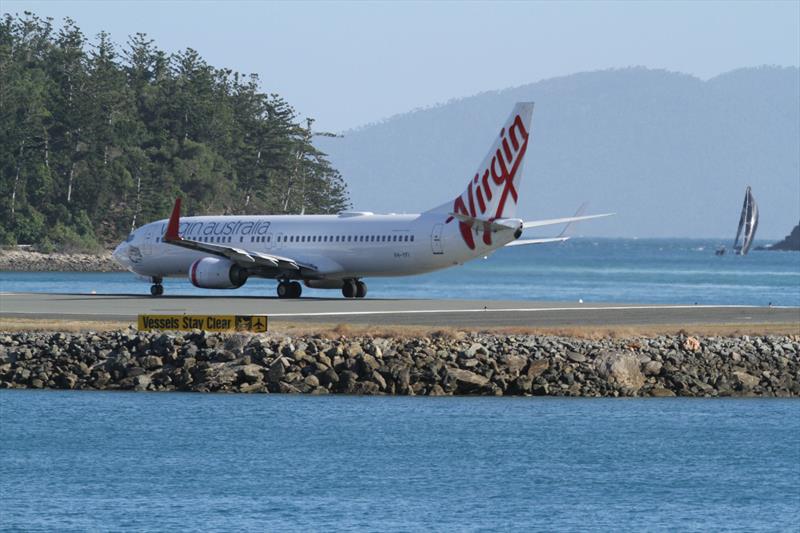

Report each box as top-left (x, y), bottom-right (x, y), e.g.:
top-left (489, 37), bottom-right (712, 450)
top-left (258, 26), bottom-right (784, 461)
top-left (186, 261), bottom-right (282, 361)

top-left (355, 280), bottom-right (367, 298)
top-left (277, 282), bottom-right (290, 299)
top-left (150, 284), bottom-right (163, 296)
top-left (289, 281), bottom-right (302, 298)
top-left (342, 279), bottom-right (356, 298)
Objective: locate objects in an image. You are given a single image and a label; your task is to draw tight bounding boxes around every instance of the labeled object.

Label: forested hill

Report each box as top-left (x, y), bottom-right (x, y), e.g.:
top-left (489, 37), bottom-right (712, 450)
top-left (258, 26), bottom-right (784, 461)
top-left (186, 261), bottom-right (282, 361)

top-left (0, 13), bottom-right (349, 250)
top-left (317, 66), bottom-right (799, 239)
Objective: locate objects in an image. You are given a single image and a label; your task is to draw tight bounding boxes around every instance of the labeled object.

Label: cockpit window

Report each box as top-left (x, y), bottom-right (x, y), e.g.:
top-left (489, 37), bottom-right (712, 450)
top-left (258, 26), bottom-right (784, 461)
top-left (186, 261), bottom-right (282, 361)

top-left (125, 233), bottom-right (135, 243)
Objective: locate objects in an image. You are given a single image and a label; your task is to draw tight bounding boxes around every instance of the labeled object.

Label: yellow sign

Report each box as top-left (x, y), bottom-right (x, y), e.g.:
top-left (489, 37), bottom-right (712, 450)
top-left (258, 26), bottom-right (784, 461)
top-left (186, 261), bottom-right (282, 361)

top-left (138, 314), bottom-right (268, 332)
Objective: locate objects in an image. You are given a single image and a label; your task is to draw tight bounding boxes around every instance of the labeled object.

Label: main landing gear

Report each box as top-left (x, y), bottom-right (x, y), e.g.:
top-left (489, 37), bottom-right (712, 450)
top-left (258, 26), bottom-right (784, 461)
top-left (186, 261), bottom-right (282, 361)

top-left (342, 279), bottom-right (367, 299)
top-left (150, 278), bottom-right (164, 296)
top-left (277, 281), bottom-right (302, 299)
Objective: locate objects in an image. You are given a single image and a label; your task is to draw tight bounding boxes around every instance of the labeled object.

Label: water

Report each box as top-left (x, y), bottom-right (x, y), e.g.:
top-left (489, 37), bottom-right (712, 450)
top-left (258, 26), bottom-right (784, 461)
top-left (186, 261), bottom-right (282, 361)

top-left (1, 391), bottom-right (798, 531)
top-left (2, 238), bottom-right (798, 306)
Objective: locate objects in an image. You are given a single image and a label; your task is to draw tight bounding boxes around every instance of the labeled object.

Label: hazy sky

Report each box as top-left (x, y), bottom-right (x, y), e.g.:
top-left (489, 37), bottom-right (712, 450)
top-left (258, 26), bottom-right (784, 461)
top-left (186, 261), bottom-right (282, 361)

top-left (5, 1), bottom-right (800, 132)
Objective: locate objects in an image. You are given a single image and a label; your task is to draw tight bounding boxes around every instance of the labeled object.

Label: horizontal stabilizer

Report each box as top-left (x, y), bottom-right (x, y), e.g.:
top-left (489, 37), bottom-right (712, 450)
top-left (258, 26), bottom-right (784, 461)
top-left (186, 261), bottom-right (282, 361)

top-left (505, 237), bottom-right (569, 247)
top-left (522, 213), bottom-right (614, 229)
top-left (449, 212), bottom-right (520, 233)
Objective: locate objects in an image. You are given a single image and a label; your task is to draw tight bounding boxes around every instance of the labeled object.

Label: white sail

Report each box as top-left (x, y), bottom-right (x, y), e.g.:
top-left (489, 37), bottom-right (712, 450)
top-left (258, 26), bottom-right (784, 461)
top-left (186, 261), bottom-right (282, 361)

top-left (733, 186), bottom-right (759, 255)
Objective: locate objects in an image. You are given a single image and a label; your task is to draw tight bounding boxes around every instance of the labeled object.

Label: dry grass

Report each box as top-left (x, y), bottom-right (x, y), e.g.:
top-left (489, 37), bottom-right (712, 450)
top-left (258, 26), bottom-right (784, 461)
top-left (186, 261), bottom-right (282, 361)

top-left (1, 316), bottom-right (797, 339)
top-left (0, 317), bottom-right (135, 332)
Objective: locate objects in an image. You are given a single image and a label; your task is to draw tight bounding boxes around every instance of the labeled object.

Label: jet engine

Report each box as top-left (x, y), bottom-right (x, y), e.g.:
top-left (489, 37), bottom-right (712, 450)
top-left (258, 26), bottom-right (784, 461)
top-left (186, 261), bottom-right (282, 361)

top-left (189, 257), bottom-right (248, 289)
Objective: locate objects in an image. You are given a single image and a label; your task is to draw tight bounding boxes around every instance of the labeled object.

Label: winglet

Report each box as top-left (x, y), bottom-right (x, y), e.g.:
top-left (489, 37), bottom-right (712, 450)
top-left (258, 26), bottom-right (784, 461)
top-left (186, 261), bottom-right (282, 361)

top-left (164, 198), bottom-right (182, 241)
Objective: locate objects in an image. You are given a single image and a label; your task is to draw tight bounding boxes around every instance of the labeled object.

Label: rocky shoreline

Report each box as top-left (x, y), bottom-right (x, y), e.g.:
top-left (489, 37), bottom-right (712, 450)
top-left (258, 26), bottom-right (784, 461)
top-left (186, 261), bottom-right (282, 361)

top-left (0, 249), bottom-right (123, 272)
top-left (1, 331), bottom-right (797, 396)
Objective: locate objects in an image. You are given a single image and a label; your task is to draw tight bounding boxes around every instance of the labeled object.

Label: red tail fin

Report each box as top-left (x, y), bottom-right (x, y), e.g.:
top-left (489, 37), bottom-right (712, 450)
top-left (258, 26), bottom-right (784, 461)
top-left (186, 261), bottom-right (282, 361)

top-left (164, 198), bottom-right (182, 241)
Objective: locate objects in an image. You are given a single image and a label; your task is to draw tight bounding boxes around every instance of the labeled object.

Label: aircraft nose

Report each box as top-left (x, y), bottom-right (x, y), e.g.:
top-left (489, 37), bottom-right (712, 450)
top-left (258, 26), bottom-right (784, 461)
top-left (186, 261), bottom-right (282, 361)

top-left (112, 243), bottom-right (130, 267)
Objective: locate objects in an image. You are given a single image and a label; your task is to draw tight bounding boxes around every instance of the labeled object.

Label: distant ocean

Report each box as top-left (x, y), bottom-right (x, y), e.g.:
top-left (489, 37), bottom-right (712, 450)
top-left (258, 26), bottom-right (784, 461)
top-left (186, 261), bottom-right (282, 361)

top-left (1, 391), bottom-right (798, 532)
top-left (1, 239), bottom-right (798, 306)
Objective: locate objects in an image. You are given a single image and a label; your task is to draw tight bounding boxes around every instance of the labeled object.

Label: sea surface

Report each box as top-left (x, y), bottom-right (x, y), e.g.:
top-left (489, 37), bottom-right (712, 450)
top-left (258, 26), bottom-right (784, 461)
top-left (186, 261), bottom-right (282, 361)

top-left (1, 391), bottom-right (798, 532)
top-left (1, 238), bottom-right (798, 306)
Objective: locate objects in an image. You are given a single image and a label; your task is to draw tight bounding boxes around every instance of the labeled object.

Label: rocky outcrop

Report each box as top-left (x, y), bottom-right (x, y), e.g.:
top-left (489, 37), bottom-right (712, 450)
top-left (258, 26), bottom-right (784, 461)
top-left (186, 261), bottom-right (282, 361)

top-left (764, 222), bottom-right (800, 251)
top-left (0, 249), bottom-right (124, 272)
top-left (0, 331), bottom-right (798, 397)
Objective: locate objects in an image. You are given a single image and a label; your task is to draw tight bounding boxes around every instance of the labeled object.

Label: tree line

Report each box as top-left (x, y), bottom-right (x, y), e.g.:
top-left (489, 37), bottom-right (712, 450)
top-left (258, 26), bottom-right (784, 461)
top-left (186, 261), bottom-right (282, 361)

top-left (0, 12), bottom-right (350, 251)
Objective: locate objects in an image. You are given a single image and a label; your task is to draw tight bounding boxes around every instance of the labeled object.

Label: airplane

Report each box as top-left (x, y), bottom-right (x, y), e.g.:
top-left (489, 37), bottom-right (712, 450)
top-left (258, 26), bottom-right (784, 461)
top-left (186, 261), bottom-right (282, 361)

top-left (112, 102), bottom-right (612, 298)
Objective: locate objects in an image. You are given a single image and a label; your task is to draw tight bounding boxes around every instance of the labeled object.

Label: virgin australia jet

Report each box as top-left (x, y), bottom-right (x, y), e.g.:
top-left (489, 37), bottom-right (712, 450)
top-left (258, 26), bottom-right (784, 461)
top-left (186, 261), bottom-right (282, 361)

top-left (112, 102), bottom-right (611, 298)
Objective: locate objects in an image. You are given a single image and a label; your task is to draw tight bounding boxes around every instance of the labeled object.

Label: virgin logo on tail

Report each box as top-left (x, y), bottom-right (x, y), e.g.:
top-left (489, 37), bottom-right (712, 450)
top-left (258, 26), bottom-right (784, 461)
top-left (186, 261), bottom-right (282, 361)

top-left (447, 112), bottom-right (530, 249)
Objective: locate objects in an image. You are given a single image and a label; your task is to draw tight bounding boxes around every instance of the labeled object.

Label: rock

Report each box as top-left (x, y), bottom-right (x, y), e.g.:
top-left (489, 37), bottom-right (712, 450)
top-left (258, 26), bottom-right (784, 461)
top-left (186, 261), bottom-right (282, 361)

top-left (345, 342), bottom-right (364, 358)
top-left (317, 367), bottom-right (339, 387)
top-left (339, 370), bottom-right (359, 393)
top-left (503, 355), bottom-right (528, 373)
top-left (238, 364), bottom-right (264, 384)
top-left (238, 382), bottom-right (266, 393)
top-left (371, 371), bottom-right (387, 391)
top-left (643, 360), bottom-right (663, 376)
top-left (595, 352), bottom-right (645, 393)
top-left (566, 351), bottom-right (587, 363)
top-left (429, 384), bottom-right (446, 396)
top-left (133, 374), bottom-right (151, 391)
top-left (733, 371), bottom-right (760, 390)
top-left (683, 337), bottom-right (701, 352)
top-left (140, 355), bottom-right (163, 370)
top-left (304, 374), bottom-right (320, 388)
top-left (465, 343), bottom-right (484, 357)
top-left (447, 368), bottom-right (489, 393)
top-left (358, 354), bottom-right (380, 374)
top-left (650, 387), bottom-right (676, 397)
top-left (278, 381), bottom-right (301, 394)
top-left (267, 360), bottom-right (285, 383)
top-left (525, 359), bottom-right (549, 378)
top-left (508, 376), bottom-right (532, 395)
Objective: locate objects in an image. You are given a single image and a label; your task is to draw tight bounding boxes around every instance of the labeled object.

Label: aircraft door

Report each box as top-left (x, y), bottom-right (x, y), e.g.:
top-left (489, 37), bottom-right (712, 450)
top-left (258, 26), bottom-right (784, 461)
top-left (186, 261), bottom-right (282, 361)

top-left (142, 229), bottom-right (153, 255)
top-left (266, 232), bottom-right (276, 250)
top-left (274, 233), bottom-right (284, 250)
top-left (431, 224), bottom-right (444, 254)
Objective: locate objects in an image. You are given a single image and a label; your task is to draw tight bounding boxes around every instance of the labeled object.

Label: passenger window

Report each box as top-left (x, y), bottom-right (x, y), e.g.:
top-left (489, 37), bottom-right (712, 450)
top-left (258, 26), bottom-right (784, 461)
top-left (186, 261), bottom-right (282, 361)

top-left (411, 235), bottom-right (415, 242)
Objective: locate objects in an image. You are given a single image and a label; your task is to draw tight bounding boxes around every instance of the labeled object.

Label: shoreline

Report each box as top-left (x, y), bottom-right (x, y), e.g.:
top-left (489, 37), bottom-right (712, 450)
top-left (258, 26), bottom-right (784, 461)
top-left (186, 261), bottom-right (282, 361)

top-left (0, 249), bottom-right (123, 272)
top-left (1, 330), bottom-right (797, 397)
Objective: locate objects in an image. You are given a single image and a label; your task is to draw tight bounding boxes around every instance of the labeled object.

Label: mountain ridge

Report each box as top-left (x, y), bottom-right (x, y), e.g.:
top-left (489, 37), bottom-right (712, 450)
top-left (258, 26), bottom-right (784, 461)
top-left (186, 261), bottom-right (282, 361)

top-left (318, 66), bottom-right (800, 239)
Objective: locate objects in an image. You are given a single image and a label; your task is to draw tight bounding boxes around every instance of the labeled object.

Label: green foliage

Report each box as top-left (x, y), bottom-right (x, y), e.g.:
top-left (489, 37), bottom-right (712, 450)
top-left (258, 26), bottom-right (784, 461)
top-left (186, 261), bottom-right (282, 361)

top-left (0, 12), bottom-right (350, 250)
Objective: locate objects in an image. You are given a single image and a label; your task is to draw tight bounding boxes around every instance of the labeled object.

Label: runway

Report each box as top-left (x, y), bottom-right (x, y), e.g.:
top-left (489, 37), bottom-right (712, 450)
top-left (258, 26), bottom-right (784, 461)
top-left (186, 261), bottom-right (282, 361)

top-left (1, 292), bottom-right (798, 329)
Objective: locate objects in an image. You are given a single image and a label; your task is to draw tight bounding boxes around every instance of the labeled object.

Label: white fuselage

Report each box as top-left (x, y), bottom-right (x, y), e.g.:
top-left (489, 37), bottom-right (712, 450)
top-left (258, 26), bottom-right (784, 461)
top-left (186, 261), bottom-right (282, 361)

top-left (113, 211), bottom-right (519, 283)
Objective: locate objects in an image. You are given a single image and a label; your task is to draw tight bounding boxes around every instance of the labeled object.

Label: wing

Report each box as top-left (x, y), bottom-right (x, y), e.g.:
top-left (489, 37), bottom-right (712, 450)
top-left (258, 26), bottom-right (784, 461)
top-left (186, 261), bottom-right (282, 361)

top-left (522, 213), bottom-right (614, 229)
top-left (162, 198), bottom-right (318, 277)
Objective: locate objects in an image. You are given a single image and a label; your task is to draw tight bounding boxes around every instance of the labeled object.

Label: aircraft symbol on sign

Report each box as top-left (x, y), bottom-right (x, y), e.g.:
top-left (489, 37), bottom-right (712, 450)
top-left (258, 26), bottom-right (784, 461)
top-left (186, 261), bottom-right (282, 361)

top-left (251, 316), bottom-right (267, 333)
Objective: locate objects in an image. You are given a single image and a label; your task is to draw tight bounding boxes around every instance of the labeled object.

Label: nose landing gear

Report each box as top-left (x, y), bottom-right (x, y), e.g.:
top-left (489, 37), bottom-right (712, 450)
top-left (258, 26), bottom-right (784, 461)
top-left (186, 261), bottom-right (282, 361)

top-left (150, 278), bottom-right (164, 296)
top-left (277, 281), bottom-right (302, 299)
top-left (342, 279), bottom-right (367, 298)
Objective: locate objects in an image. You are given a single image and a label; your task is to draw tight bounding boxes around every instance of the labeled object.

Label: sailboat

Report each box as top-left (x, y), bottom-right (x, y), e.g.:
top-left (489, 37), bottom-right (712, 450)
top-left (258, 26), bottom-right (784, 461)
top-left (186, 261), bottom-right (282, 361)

top-left (732, 186), bottom-right (759, 255)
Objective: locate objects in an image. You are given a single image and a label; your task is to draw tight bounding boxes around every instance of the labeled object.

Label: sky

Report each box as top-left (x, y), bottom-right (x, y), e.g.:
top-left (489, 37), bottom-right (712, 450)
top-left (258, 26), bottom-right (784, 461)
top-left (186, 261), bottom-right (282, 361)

top-left (4, 0), bottom-right (799, 133)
